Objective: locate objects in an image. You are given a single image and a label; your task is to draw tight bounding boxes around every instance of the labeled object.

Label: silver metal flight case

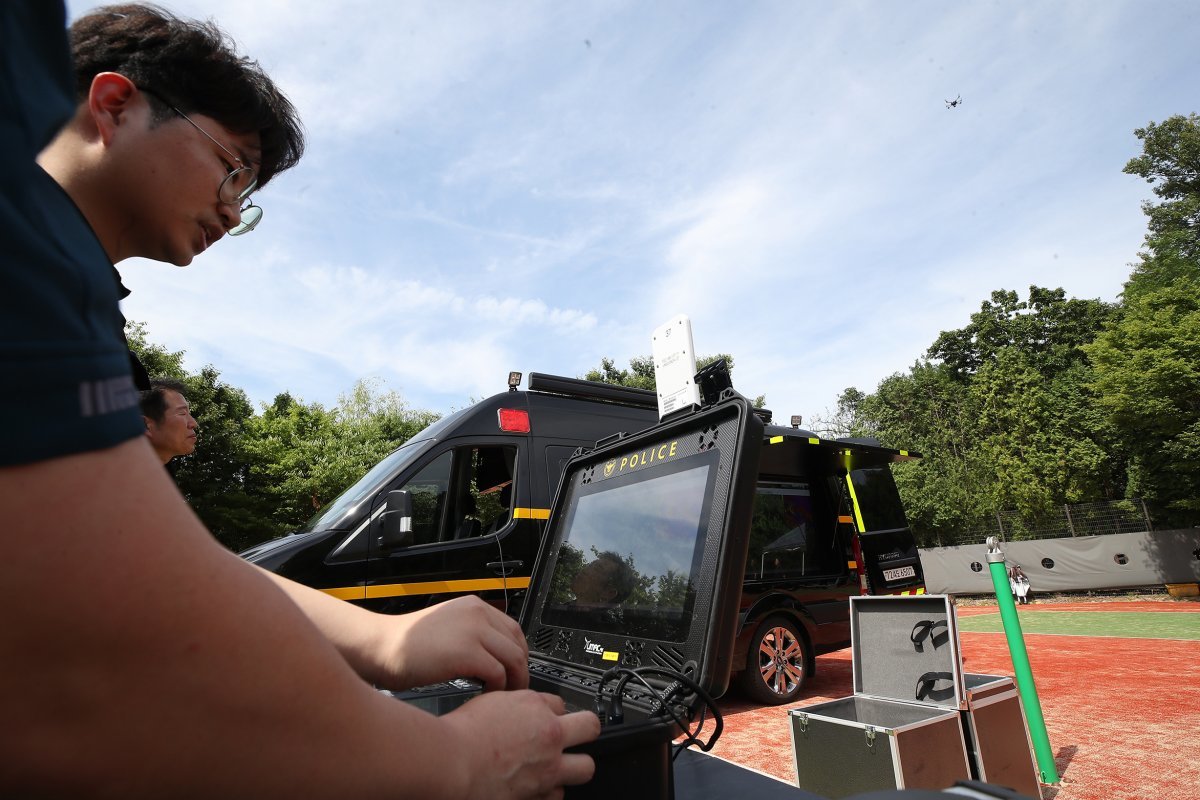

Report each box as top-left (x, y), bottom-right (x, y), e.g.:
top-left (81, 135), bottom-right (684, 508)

top-left (961, 672), bottom-right (1042, 798)
top-left (789, 595), bottom-right (973, 798)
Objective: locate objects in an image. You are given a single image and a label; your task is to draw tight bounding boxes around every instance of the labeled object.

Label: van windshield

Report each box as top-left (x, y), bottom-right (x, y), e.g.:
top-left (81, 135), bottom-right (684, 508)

top-left (296, 438), bottom-right (430, 533)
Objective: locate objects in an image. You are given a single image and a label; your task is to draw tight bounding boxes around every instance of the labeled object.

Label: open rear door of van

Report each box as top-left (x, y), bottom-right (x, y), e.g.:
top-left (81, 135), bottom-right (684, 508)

top-left (840, 443), bottom-right (927, 595)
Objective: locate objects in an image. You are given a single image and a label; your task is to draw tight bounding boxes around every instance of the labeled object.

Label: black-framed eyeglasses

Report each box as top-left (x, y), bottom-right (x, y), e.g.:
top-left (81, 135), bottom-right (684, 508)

top-left (139, 86), bottom-right (263, 235)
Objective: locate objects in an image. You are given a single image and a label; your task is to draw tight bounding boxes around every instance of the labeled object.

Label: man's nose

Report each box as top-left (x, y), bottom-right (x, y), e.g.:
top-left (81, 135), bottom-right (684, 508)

top-left (216, 202), bottom-right (241, 232)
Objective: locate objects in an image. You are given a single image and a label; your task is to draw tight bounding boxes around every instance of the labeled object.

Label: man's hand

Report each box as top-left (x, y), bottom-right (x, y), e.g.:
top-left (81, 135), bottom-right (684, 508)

top-left (377, 595), bottom-right (530, 691)
top-left (442, 690), bottom-right (600, 800)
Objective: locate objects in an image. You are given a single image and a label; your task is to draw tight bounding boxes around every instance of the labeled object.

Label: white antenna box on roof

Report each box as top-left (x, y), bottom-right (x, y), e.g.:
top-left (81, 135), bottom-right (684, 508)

top-left (651, 314), bottom-right (701, 419)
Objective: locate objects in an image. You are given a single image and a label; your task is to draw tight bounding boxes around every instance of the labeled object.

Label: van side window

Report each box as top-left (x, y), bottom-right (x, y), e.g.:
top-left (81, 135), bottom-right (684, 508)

top-left (467, 446), bottom-right (517, 537)
top-left (746, 483), bottom-right (841, 579)
top-left (395, 446), bottom-right (517, 546)
top-left (405, 451), bottom-right (452, 546)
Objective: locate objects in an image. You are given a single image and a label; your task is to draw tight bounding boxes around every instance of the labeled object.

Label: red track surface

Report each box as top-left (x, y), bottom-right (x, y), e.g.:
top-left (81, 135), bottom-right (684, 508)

top-left (709, 600), bottom-right (1200, 799)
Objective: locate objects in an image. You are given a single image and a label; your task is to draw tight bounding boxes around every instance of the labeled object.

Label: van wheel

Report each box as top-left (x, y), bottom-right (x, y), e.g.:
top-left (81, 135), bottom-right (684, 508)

top-left (737, 615), bottom-right (810, 705)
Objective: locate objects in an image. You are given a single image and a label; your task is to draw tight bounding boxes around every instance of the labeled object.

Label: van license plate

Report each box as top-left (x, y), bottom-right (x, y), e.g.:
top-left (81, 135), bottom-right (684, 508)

top-left (883, 566), bottom-right (916, 582)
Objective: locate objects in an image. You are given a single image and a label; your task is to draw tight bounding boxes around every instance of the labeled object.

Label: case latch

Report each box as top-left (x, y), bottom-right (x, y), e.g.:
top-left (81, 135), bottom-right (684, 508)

top-left (864, 725), bottom-right (877, 748)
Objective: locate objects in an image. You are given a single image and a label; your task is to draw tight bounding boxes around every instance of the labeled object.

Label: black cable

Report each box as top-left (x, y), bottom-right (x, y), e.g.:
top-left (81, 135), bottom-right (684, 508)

top-left (626, 666), bottom-right (724, 754)
top-left (595, 666), bottom-right (724, 757)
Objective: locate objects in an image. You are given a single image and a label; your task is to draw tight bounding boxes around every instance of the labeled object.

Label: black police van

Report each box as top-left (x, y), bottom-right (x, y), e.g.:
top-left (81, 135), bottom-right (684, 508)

top-left (241, 371), bottom-right (926, 705)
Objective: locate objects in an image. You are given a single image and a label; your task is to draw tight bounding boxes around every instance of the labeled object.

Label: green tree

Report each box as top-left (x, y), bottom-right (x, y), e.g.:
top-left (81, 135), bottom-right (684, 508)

top-left (1086, 113), bottom-right (1200, 527)
top-left (584, 355), bottom-right (657, 391)
top-left (172, 366), bottom-right (266, 550)
top-left (125, 321), bottom-right (186, 378)
top-left (242, 392), bottom-right (337, 535)
top-left (970, 352), bottom-right (1118, 522)
top-left (852, 286), bottom-right (1118, 545)
top-left (127, 322), bottom-right (441, 549)
top-left (127, 322), bottom-right (274, 551)
top-left (584, 354), bottom-right (766, 407)
top-left (1123, 113), bottom-right (1200, 267)
top-left (928, 286), bottom-right (1115, 381)
top-left (1086, 280), bottom-right (1200, 525)
top-left (808, 387), bottom-right (871, 439)
top-left (242, 380), bottom-right (440, 543)
top-left (856, 363), bottom-right (992, 545)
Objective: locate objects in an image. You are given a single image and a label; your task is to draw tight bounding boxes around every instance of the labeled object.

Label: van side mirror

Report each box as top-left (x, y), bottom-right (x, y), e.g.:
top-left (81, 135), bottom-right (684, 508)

top-left (377, 490), bottom-right (413, 551)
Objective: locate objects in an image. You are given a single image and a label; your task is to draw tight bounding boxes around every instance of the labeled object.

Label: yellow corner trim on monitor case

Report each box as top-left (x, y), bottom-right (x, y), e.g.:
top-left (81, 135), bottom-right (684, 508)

top-left (321, 577), bottom-right (532, 601)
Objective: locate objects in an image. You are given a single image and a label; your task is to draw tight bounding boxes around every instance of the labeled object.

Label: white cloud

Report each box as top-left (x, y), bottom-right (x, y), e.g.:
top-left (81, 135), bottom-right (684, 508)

top-left (67, 0), bottom-right (1191, 426)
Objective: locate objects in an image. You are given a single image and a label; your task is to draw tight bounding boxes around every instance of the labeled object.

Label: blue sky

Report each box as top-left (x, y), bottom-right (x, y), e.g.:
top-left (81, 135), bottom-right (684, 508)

top-left (68, 1), bottom-right (1199, 428)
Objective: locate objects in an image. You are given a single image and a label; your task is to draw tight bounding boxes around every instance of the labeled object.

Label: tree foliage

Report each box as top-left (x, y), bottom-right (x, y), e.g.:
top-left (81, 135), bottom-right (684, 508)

top-left (848, 113), bottom-right (1200, 543)
top-left (1083, 113), bottom-right (1200, 527)
top-left (849, 287), bottom-right (1122, 545)
top-left (127, 324), bottom-right (439, 551)
top-left (1123, 113), bottom-right (1200, 267)
top-left (244, 381), bottom-right (440, 539)
top-left (584, 354), bottom-right (767, 408)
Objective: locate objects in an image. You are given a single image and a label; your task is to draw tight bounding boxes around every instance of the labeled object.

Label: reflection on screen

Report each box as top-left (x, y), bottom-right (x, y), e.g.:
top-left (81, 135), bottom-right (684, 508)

top-left (542, 452), bottom-right (715, 642)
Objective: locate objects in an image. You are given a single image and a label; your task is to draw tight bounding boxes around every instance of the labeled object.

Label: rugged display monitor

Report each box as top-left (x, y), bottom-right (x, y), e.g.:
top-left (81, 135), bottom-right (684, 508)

top-left (523, 394), bottom-right (763, 699)
top-left (540, 447), bottom-right (719, 643)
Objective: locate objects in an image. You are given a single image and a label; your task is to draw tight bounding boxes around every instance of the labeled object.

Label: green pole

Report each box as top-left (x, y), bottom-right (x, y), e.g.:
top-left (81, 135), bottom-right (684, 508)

top-left (985, 537), bottom-right (1060, 785)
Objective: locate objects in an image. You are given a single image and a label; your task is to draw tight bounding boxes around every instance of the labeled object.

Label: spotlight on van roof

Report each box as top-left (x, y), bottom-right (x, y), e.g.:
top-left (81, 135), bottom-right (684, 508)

top-left (790, 415), bottom-right (802, 428)
top-left (508, 371), bottom-right (522, 392)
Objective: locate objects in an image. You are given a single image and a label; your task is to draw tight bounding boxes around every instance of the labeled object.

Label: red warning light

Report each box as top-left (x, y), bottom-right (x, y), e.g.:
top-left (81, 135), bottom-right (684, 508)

top-left (498, 408), bottom-right (530, 433)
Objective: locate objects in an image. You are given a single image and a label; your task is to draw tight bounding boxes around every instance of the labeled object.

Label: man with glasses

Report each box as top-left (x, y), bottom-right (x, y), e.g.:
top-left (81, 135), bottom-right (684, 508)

top-left (3, 2), bottom-right (598, 797)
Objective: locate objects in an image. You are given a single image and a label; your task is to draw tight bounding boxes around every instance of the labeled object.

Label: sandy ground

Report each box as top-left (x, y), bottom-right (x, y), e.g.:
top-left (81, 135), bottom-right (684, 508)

top-left (707, 596), bottom-right (1200, 800)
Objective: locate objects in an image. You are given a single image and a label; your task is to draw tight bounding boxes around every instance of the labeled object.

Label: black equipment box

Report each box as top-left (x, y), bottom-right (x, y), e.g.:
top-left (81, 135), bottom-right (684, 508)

top-left (789, 595), bottom-right (973, 798)
top-left (524, 392), bottom-right (763, 799)
top-left (393, 392), bottom-right (764, 800)
top-left (961, 673), bottom-right (1042, 799)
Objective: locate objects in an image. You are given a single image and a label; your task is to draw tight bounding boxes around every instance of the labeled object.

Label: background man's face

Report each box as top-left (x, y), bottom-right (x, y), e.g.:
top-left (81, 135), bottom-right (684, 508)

top-left (146, 390), bottom-right (198, 460)
top-left (571, 557), bottom-right (619, 604)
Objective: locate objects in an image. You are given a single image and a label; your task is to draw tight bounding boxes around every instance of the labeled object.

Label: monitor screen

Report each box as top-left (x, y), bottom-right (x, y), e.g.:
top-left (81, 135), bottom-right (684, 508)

top-left (541, 448), bottom-right (719, 642)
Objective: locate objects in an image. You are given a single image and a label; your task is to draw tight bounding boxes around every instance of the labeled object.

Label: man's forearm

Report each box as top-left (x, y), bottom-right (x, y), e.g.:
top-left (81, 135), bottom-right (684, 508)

top-left (0, 439), bottom-right (470, 798)
top-left (257, 566), bottom-right (394, 685)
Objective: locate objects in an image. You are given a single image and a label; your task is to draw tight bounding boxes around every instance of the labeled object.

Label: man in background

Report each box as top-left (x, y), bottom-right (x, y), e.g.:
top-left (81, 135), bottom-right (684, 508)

top-left (140, 378), bottom-right (198, 465)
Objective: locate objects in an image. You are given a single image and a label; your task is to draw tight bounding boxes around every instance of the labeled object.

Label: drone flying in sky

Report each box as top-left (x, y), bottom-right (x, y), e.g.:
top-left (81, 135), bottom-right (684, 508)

top-left (945, 95), bottom-right (963, 109)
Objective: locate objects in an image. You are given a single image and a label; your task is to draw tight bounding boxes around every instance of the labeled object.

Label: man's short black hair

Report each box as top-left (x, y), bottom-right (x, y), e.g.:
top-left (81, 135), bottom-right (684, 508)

top-left (69, 3), bottom-right (305, 189)
top-left (140, 378), bottom-right (189, 424)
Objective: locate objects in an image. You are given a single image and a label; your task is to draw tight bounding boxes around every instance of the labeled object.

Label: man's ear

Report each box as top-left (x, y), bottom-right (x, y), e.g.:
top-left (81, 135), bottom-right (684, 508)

top-left (143, 415), bottom-right (155, 435)
top-left (88, 72), bottom-right (141, 146)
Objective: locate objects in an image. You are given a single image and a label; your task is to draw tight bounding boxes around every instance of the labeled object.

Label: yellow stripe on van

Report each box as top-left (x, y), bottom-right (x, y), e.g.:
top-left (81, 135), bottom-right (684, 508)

top-left (808, 437), bottom-right (820, 445)
top-left (321, 586), bottom-right (368, 601)
top-left (320, 577), bottom-right (532, 601)
top-left (844, 475), bottom-right (866, 532)
top-left (838, 515), bottom-right (855, 525)
top-left (769, 435), bottom-right (784, 444)
top-left (513, 507), bottom-right (550, 520)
